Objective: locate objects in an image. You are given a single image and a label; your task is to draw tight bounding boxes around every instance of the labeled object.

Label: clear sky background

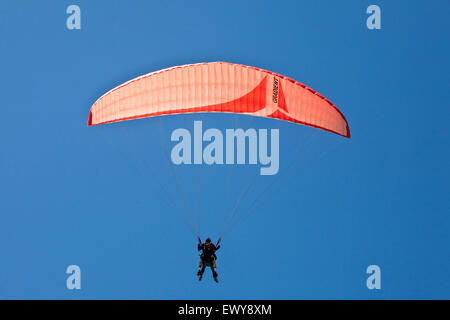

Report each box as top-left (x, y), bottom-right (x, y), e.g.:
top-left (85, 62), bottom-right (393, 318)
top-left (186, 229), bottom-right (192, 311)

top-left (0, 1), bottom-right (449, 299)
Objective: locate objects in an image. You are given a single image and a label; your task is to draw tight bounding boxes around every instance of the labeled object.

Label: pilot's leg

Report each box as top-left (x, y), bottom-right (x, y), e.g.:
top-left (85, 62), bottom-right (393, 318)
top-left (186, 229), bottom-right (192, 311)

top-left (197, 259), bottom-right (204, 276)
top-left (211, 258), bottom-right (218, 279)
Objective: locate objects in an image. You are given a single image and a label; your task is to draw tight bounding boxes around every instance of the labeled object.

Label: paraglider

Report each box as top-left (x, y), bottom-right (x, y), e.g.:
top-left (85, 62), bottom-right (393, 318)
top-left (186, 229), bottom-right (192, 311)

top-left (88, 62), bottom-right (350, 138)
top-left (88, 62), bottom-right (350, 283)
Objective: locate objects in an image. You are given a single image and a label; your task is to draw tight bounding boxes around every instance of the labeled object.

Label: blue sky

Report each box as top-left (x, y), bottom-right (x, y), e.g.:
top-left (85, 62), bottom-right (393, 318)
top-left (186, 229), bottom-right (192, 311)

top-left (0, 0), bottom-right (449, 299)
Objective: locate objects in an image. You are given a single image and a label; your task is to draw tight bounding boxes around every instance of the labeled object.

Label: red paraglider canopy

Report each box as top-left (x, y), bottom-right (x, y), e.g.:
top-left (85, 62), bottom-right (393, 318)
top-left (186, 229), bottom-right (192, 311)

top-left (88, 62), bottom-right (350, 138)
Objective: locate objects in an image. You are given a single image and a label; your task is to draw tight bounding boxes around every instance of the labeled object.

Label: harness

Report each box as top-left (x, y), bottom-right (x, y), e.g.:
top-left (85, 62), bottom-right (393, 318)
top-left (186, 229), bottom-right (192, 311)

top-left (200, 243), bottom-right (216, 262)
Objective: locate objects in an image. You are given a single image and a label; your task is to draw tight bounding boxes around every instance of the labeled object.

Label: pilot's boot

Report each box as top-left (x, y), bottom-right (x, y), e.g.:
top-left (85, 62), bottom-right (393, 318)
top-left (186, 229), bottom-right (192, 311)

top-left (198, 264), bottom-right (205, 279)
